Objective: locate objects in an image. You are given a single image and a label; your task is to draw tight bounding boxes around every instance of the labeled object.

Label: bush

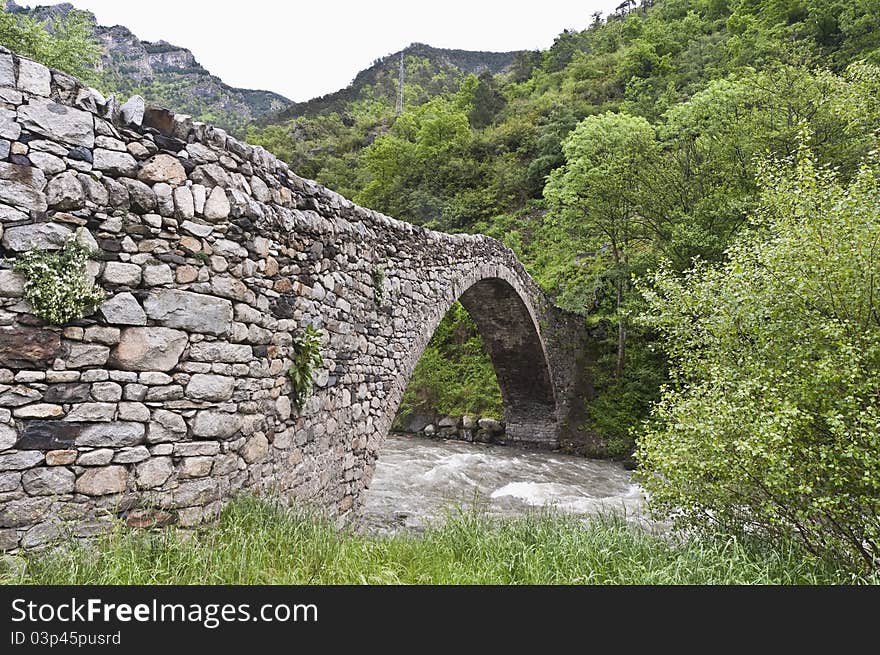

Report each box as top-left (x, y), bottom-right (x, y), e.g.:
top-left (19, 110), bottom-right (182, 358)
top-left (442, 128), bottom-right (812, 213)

top-left (12, 230), bottom-right (105, 325)
top-left (636, 133), bottom-right (880, 570)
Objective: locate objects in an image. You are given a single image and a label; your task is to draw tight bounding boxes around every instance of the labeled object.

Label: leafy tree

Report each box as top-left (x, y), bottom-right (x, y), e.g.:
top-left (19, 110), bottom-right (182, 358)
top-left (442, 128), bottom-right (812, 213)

top-left (636, 135), bottom-right (880, 569)
top-left (467, 72), bottom-right (507, 129)
top-left (544, 111), bottom-right (661, 378)
top-left (0, 7), bottom-right (100, 81)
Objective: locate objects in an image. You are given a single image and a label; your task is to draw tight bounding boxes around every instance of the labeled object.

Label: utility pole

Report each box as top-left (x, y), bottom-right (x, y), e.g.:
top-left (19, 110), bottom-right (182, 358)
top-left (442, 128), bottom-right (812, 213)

top-left (395, 52), bottom-right (404, 115)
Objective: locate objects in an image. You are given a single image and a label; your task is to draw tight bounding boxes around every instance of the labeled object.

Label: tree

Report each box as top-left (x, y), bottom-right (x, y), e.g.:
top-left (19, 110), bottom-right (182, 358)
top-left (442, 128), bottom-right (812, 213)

top-left (0, 7), bottom-right (100, 81)
top-left (636, 134), bottom-right (880, 569)
top-left (544, 111), bottom-right (660, 378)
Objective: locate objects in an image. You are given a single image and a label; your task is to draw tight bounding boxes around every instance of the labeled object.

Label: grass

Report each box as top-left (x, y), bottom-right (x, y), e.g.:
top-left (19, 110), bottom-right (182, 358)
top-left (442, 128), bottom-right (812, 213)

top-left (1, 496), bottom-right (873, 585)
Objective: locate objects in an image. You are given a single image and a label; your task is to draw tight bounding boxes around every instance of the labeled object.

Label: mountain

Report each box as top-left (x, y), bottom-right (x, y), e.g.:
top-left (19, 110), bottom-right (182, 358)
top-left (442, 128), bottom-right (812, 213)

top-left (3, 0), bottom-right (291, 133)
top-left (267, 42), bottom-right (524, 124)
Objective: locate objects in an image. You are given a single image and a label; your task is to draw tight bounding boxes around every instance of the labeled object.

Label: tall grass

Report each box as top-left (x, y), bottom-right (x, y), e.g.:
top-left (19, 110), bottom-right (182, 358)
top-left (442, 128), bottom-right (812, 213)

top-left (1, 497), bottom-right (872, 585)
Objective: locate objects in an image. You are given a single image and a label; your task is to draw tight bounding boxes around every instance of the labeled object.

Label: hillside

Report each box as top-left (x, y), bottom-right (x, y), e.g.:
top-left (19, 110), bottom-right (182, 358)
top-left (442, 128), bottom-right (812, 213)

top-left (267, 42), bottom-right (522, 123)
top-left (3, 0), bottom-right (291, 133)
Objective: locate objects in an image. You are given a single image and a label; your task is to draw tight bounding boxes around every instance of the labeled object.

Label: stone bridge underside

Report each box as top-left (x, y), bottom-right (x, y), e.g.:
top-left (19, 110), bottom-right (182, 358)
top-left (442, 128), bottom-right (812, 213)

top-left (0, 49), bottom-right (588, 549)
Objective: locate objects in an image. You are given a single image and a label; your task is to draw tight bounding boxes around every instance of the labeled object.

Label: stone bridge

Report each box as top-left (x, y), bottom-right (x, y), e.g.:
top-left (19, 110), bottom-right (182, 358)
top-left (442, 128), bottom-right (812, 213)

top-left (0, 49), bottom-right (588, 549)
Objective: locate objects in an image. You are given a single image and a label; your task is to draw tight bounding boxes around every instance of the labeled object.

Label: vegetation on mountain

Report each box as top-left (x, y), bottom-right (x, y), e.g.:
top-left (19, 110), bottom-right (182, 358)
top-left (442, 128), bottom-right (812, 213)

top-left (0, 3), bottom-right (98, 79)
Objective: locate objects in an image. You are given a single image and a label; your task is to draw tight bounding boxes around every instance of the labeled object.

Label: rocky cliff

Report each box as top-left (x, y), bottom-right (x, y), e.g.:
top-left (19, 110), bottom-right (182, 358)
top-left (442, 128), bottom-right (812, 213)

top-left (3, 0), bottom-right (292, 133)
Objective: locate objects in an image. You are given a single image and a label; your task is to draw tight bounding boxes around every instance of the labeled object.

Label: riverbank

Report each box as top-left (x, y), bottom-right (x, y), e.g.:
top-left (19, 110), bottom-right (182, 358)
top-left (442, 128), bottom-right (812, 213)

top-left (1, 496), bottom-right (868, 585)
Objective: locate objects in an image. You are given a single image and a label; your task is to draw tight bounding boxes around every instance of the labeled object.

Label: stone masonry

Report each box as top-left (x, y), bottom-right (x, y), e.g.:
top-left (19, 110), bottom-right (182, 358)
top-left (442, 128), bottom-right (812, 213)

top-left (0, 47), bottom-right (588, 550)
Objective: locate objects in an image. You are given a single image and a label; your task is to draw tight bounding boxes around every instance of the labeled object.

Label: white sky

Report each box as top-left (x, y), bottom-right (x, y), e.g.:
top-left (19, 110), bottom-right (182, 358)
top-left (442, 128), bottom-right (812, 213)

top-left (29, 0), bottom-right (622, 101)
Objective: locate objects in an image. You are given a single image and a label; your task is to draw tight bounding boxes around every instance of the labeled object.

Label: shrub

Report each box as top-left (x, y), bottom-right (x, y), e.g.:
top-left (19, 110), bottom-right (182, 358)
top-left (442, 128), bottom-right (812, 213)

top-left (636, 134), bottom-right (880, 570)
top-left (12, 229), bottom-right (105, 325)
top-left (288, 325), bottom-right (323, 412)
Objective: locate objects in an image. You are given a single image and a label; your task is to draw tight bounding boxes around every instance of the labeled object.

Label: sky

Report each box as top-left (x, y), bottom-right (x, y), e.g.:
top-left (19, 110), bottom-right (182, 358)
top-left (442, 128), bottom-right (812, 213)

top-left (28, 0), bottom-right (624, 101)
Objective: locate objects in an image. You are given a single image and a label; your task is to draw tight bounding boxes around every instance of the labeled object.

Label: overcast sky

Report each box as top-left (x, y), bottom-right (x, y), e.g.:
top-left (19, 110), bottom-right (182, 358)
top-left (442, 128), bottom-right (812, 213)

top-left (29, 0), bottom-right (623, 101)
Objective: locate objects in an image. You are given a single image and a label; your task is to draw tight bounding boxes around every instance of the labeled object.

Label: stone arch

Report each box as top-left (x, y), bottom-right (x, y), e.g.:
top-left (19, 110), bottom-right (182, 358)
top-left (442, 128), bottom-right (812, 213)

top-left (377, 266), bottom-right (560, 455)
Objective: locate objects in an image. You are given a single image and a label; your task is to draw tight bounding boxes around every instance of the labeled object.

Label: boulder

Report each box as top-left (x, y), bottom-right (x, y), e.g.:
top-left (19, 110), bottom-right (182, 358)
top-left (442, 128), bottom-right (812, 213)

top-left (74, 466), bottom-right (128, 496)
top-left (119, 178), bottom-right (156, 213)
top-left (65, 343), bottom-right (109, 368)
top-left (478, 417), bottom-right (504, 434)
top-left (0, 327), bottom-right (61, 368)
top-left (14, 421), bottom-right (83, 450)
top-left (241, 434), bottom-right (269, 464)
top-left (135, 457), bottom-right (173, 489)
top-left (46, 171), bottom-right (85, 210)
top-left (143, 289), bottom-right (232, 336)
top-left (93, 149), bottom-right (138, 176)
top-left (45, 449), bottom-right (77, 466)
top-left (78, 174), bottom-right (110, 205)
top-left (0, 497), bottom-right (51, 528)
top-left (173, 185), bottom-right (194, 219)
top-left (17, 97), bottom-right (93, 147)
top-left (185, 374), bottom-right (234, 402)
top-left (102, 261), bottom-right (142, 287)
top-left (13, 404), bottom-right (63, 419)
top-left (0, 425), bottom-right (17, 451)
top-left (111, 327), bottom-right (187, 371)
top-left (27, 150), bottom-right (65, 175)
top-left (16, 59), bottom-right (51, 96)
top-left (99, 292), bottom-right (147, 325)
top-left (120, 95), bottom-right (145, 126)
top-left (64, 402), bottom-right (116, 422)
top-left (138, 154), bottom-right (186, 185)
top-left (203, 185), bottom-right (230, 221)
top-left (192, 410), bottom-right (241, 439)
top-left (0, 451), bottom-right (43, 471)
top-left (0, 107), bottom-right (21, 140)
top-left (188, 341), bottom-right (251, 363)
top-left (146, 409), bottom-right (187, 443)
top-left (173, 478), bottom-right (219, 507)
top-left (142, 264), bottom-right (173, 287)
top-left (153, 182), bottom-right (174, 216)
top-left (22, 467), bottom-right (75, 495)
top-left (0, 385), bottom-right (41, 407)
top-left (0, 161), bottom-right (47, 212)
top-left (0, 53), bottom-right (14, 87)
top-left (76, 422), bottom-right (145, 447)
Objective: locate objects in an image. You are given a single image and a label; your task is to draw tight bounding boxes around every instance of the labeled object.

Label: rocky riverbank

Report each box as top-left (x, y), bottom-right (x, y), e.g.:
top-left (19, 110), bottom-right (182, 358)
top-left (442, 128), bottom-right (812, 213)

top-left (393, 413), bottom-right (506, 444)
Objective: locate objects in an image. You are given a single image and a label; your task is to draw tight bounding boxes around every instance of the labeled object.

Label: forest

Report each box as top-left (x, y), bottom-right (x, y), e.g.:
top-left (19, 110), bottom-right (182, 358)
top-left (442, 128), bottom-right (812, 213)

top-left (2, 0), bottom-right (878, 571)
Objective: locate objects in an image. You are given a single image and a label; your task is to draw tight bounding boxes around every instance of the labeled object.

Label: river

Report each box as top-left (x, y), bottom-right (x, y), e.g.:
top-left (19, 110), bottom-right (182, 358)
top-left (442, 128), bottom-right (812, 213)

top-left (360, 433), bottom-right (649, 534)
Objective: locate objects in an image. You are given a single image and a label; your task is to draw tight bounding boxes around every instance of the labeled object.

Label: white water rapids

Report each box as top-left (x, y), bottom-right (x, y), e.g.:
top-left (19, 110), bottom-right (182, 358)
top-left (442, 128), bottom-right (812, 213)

top-left (360, 433), bottom-right (650, 534)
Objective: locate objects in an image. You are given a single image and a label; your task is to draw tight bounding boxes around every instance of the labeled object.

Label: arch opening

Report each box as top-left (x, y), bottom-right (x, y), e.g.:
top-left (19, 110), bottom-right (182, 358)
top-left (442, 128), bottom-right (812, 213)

top-left (390, 276), bottom-right (559, 449)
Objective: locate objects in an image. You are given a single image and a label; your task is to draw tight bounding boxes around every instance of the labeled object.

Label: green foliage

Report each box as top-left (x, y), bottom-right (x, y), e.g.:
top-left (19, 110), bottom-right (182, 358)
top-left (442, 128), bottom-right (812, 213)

top-left (0, 7), bottom-right (100, 81)
top-left (288, 325), bottom-right (324, 412)
top-left (636, 136), bottom-right (880, 570)
top-left (371, 266), bottom-right (385, 306)
top-left (11, 230), bottom-right (105, 326)
top-left (6, 496), bottom-right (866, 584)
top-left (397, 303), bottom-right (503, 421)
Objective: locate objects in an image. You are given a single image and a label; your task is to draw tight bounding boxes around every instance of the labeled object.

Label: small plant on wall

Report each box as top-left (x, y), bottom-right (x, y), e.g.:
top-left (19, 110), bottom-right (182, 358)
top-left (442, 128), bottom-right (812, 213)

top-left (371, 265), bottom-right (385, 306)
top-left (288, 324), bottom-right (324, 412)
top-left (11, 228), bottom-right (105, 325)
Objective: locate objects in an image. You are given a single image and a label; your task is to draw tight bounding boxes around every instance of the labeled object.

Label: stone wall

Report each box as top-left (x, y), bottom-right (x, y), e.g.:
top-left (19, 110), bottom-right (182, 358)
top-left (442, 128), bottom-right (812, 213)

top-left (0, 48), bottom-right (589, 550)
